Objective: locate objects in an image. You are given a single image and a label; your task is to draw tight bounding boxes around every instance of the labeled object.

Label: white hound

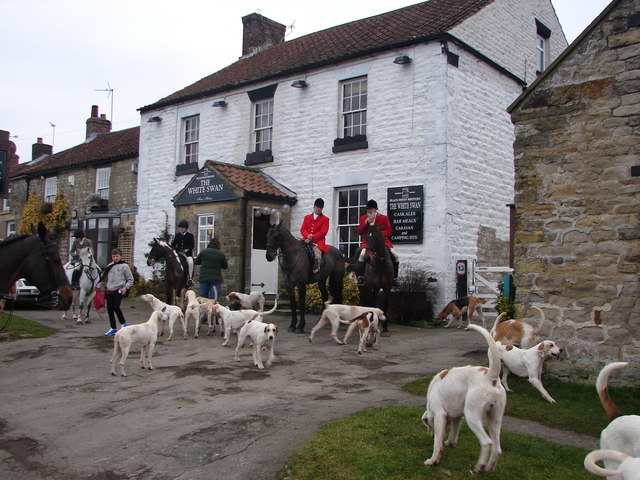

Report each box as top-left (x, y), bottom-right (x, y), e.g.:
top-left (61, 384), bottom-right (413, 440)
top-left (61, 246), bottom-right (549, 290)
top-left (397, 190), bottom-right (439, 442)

top-left (235, 320), bottom-right (278, 369)
top-left (110, 311), bottom-right (163, 377)
top-left (139, 293), bottom-right (186, 341)
top-left (597, 362), bottom-right (640, 479)
top-left (340, 311), bottom-right (381, 354)
top-left (422, 325), bottom-right (506, 473)
top-left (496, 340), bottom-right (563, 403)
top-left (308, 301), bottom-right (386, 346)
top-left (183, 290), bottom-right (201, 338)
top-left (226, 291), bottom-right (265, 311)
top-left (212, 299), bottom-right (277, 347)
top-left (491, 305), bottom-right (544, 349)
top-left (585, 449), bottom-right (640, 480)
top-left (196, 296), bottom-right (219, 335)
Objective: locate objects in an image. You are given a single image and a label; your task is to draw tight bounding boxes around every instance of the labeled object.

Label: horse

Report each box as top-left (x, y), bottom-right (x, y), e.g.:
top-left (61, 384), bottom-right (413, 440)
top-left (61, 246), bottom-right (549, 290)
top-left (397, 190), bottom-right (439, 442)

top-left (146, 239), bottom-right (188, 307)
top-left (265, 222), bottom-right (344, 333)
top-left (62, 246), bottom-right (101, 324)
top-left (359, 225), bottom-right (393, 330)
top-left (0, 222), bottom-right (73, 310)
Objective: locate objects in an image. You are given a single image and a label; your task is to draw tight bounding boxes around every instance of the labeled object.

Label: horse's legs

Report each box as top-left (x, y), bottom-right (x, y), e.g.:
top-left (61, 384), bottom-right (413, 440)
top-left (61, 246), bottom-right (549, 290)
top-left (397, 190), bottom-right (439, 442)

top-left (318, 276), bottom-right (329, 303)
top-left (296, 283), bottom-right (306, 334)
top-left (287, 286), bottom-right (298, 333)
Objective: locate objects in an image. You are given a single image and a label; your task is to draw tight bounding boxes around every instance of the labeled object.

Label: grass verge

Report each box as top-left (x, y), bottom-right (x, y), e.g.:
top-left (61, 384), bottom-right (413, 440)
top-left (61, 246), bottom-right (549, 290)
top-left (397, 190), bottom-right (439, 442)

top-left (279, 405), bottom-right (592, 480)
top-left (0, 311), bottom-right (57, 339)
top-left (404, 374), bottom-right (639, 437)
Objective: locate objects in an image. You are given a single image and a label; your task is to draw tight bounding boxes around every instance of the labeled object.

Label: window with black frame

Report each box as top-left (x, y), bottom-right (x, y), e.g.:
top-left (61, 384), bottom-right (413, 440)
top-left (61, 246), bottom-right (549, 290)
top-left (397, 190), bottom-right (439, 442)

top-left (337, 186), bottom-right (368, 259)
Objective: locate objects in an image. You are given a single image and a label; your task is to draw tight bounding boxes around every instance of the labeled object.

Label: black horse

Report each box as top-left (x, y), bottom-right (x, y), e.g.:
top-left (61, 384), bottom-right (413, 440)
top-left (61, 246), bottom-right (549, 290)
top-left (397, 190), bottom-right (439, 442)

top-left (146, 239), bottom-right (189, 307)
top-left (359, 225), bottom-right (393, 325)
top-left (0, 223), bottom-right (73, 309)
top-left (266, 223), bottom-right (344, 333)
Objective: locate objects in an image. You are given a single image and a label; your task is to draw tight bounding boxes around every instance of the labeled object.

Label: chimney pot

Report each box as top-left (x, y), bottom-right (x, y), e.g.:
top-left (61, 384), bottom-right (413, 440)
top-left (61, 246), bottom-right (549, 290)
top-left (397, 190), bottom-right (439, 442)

top-left (241, 13), bottom-right (286, 57)
top-left (91, 105), bottom-right (99, 118)
top-left (100, 114), bottom-right (106, 119)
top-left (37, 137), bottom-right (43, 144)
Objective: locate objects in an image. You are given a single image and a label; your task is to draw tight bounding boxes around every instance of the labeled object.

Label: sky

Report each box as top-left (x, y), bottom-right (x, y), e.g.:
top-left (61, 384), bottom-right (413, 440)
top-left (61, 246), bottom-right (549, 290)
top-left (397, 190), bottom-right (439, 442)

top-left (1, 0), bottom-right (612, 160)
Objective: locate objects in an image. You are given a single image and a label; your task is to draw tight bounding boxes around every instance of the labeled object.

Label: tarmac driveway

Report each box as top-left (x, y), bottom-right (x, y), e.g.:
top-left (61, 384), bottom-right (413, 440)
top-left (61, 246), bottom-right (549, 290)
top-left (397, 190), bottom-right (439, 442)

top-left (0, 300), bottom-right (596, 479)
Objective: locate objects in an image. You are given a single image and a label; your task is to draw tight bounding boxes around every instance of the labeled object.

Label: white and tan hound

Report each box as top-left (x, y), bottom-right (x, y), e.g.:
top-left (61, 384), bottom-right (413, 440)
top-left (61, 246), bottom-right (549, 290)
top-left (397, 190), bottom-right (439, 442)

top-left (437, 296), bottom-right (486, 329)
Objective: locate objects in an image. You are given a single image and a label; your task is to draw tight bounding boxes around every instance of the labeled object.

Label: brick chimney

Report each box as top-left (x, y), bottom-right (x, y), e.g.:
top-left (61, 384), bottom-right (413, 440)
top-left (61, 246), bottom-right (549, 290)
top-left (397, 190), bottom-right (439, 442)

top-left (241, 13), bottom-right (286, 57)
top-left (32, 137), bottom-right (52, 160)
top-left (0, 130), bottom-right (19, 166)
top-left (85, 105), bottom-right (111, 141)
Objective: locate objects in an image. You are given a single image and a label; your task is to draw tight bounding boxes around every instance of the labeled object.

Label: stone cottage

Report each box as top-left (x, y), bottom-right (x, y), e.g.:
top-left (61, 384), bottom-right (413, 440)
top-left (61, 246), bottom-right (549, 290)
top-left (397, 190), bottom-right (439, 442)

top-left (8, 106), bottom-right (139, 267)
top-left (134, 0), bottom-right (567, 303)
top-left (508, 0), bottom-right (639, 382)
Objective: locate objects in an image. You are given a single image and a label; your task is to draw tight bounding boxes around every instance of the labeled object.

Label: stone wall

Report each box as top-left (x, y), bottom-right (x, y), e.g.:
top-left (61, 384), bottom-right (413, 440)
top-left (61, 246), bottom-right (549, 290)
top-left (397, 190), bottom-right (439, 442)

top-left (510, 0), bottom-right (640, 384)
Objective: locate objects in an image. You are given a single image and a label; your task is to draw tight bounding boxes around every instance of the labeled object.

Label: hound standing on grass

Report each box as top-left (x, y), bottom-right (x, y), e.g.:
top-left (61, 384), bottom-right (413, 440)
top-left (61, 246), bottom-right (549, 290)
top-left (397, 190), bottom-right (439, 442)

top-left (422, 325), bottom-right (506, 473)
top-left (110, 311), bottom-right (163, 377)
top-left (595, 362), bottom-right (640, 480)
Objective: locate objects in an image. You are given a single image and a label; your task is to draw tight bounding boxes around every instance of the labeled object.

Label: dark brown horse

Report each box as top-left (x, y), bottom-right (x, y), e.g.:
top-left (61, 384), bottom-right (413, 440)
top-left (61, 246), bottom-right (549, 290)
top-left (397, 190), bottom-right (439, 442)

top-left (266, 223), bottom-right (344, 333)
top-left (0, 223), bottom-right (73, 309)
top-left (359, 225), bottom-right (393, 327)
top-left (146, 239), bottom-right (189, 307)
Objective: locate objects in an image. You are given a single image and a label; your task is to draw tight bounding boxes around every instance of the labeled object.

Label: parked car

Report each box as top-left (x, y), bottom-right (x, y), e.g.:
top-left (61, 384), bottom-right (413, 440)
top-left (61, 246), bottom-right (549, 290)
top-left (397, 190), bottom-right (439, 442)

top-left (14, 278), bottom-right (41, 305)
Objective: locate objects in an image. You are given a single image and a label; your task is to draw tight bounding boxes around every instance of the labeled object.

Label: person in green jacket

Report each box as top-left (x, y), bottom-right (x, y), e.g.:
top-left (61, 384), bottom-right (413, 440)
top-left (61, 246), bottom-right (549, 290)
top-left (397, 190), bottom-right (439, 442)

top-left (194, 237), bottom-right (228, 299)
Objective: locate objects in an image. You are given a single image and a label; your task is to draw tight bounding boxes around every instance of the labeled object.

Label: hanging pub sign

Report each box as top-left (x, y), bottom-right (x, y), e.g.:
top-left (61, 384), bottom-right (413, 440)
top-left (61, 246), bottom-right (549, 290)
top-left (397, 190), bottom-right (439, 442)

top-left (173, 165), bottom-right (237, 205)
top-left (387, 185), bottom-right (424, 244)
top-left (0, 150), bottom-right (6, 196)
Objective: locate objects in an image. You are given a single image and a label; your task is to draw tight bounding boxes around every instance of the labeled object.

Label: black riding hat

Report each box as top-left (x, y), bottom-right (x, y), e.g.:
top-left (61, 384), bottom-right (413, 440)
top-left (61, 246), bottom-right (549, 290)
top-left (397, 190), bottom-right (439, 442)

top-left (177, 220), bottom-right (189, 228)
top-left (366, 199), bottom-right (378, 209)
top-left (314, 198), bottom-right (324, 208)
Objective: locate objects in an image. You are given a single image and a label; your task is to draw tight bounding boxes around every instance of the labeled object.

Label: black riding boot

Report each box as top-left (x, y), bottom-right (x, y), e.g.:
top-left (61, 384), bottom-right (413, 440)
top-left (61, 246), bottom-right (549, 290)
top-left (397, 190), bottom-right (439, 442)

top-left (393, 262), bottom-right (399, 286)
top-left (71, 269), bottom-right (80, 290)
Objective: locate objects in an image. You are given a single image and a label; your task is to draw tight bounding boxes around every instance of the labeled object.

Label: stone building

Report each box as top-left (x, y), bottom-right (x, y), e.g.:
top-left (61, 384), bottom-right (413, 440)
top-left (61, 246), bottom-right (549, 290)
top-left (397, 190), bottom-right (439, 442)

top-left (134, 0), bottom-right (566, 302)
top-left (9, 106), bottom-right (139, 267)
top-left (0, 130), bottom-right (20, 238)
top-left (508, 0), bottom-right (639, 383)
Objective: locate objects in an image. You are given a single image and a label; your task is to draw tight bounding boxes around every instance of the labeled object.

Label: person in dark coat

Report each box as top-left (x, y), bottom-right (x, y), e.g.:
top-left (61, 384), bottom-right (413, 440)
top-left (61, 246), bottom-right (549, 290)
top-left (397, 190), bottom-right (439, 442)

top-left (194, 237), bottom-right (228, 299)
top-left (70, 229), bottom-right (94, 289)
top-left (171, 219), bottom-right (195, 286)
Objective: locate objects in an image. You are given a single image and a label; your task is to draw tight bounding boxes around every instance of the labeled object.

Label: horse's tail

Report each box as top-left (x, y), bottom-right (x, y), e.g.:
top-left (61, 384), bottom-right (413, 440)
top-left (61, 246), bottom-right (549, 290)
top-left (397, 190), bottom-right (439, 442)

top-left (261, 298), bottom-right (278, 315)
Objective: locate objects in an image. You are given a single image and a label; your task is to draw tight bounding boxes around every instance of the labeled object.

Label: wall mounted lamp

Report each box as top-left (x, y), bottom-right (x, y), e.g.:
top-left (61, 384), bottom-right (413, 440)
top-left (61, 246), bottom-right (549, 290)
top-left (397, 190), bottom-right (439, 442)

top-left (212, 100), bottom-right (227, 107)
top-left (291, 79), bottom-right (308, 88)
top-left (393, 55), bottom-right (413, 65)
top-left (71, 209), bottom-right (78, 219)
top-left (147, 116), bottom-right (162, 123)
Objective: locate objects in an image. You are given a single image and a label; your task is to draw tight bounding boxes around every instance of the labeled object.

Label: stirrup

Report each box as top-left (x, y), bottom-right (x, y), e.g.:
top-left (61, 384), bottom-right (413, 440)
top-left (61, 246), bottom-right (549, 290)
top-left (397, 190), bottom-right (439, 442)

top-left (356, 276), bottom-right (365, 286)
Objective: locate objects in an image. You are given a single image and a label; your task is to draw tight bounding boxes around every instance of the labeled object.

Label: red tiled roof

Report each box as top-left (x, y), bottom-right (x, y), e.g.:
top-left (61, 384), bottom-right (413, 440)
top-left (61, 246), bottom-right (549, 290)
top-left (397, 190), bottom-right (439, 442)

top-left (207, 161), bottom-right (296, 200)
top-left (10, 127), bottom-right (139, 178)
top-left (140, 0), bottom-right (493, 111)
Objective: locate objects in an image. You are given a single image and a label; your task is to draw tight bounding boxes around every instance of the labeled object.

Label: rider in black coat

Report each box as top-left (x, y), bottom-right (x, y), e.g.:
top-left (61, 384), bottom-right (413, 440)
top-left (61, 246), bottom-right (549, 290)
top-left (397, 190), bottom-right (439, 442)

top-left (171, 219), bottom-right (195, 286)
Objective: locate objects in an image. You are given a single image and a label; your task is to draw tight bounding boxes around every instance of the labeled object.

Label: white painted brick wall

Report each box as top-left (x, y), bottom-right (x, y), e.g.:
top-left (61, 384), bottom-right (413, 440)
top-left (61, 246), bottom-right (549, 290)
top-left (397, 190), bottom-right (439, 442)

top-left (135, 0), bottom-right (565, 309)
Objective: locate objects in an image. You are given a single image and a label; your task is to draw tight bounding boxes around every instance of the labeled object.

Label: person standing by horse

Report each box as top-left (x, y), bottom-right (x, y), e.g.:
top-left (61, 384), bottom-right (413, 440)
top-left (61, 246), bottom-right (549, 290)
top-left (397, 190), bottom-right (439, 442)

top-left (98, 248), bottom-right (134, 336)
top-left (300, 198), bottom-right (330, 274)
top-left (354, 199), bottom-right (400, 285)
top-left (70, 229), bottom-right (93, 289)
top-left (194, 237), bottom-right (228, 299)
top-left (171, 220), bottom-right (195, 286)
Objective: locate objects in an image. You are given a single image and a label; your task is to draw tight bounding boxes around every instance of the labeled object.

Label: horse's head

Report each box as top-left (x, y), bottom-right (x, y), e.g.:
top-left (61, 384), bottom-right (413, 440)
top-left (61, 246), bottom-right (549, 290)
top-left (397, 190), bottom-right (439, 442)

top-left (77, 246), bottom-right (93, 266)
top-left (366, 225), bottom-right (385, 256)
top-left (265, 224), bottom-right (282, 262)
top-left (36, 224), bottom-right (73, 310)
top-left (146, 238), bottom-right (165, 266)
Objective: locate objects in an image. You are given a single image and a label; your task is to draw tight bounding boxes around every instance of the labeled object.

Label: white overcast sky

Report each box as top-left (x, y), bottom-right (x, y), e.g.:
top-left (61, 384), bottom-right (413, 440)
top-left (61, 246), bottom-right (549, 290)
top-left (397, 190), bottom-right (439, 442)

top-left (1, 0), bottom-right (612, 160)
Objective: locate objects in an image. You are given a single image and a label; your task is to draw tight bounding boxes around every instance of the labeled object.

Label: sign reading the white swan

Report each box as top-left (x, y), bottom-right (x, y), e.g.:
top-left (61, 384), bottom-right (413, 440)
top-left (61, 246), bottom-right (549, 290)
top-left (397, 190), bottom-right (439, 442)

top-left (387, 185), bottom-right (423, 244)
top-left (173, 166), bottom-right (237, 205)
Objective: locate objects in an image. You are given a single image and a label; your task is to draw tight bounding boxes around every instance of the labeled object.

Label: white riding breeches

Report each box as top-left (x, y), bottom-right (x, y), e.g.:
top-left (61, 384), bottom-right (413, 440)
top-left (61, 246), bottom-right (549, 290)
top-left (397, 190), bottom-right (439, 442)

top-left (186, 256), bottom-right (194, 278)
top-left (359, 247), bottom-right (399, 262)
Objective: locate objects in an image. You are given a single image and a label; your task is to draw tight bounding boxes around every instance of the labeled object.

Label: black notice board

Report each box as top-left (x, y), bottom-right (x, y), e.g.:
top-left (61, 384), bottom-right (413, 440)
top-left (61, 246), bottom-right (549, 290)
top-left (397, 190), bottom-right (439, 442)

top-left (387, 185), bottom-right (423, 244)
top-left (173, 165), bottom-right (237, 206)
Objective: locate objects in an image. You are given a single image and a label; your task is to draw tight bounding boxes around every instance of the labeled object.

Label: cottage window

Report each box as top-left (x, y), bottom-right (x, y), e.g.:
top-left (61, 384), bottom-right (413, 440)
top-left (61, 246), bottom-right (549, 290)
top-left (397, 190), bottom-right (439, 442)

top-left (333, 76), bottom-right (368, 153)
top-left (337, 186), bottom-right (368, 258)
top-left (96, 167), bottom-right (110, 200)
top-left (535, 19), bottom-right (551, 74)
top-left (2, 188), bottom-right (9, 211)
top-left (182, 115), bottom-right (200, 165)
top-left (197, 214), bottom-right (215, 254)
top-left (44, 177), bottom-right (57, 203)
top-left (6, 221), bottom-right (15, 237)
top-left (253, 99), bottom-right (274, 152)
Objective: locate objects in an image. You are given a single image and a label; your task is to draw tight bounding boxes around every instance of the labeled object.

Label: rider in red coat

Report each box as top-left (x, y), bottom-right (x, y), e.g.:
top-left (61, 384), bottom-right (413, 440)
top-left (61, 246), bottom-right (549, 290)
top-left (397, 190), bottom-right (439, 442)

top-left (355, 199), bottom-right (399, 285)
top-left (300, 198), bottom-right (330, 273)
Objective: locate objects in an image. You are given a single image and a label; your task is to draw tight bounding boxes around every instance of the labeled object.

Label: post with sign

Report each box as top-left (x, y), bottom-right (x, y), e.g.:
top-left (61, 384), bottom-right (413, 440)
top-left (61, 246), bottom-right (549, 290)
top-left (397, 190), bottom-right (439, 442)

top-left (0, 150), bottom-right (7, 197)
top-left (456, 260), bottom-right (467, 299)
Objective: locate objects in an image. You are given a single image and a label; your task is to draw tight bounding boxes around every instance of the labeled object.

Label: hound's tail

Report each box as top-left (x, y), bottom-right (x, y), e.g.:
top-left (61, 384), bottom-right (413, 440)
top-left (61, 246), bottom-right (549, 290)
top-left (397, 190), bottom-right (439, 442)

top-left (110, 334), bottom-right (122, 364)
top-left (324, 297), bottom-right (334, 310)
top-left (261, 298), bottom-right (278, 315)
top-left (596, 362), bottom-right (628, 421)
top-left (489, 312), bottom-right (508, 337)
top-left (584, 449), bottom-right (629, 477)
top-left (531, 305), bottom-right (545, 324)
top-left (338, 311), bottom-right (371, 325)
top-left (466, 324), bottom-right (501, 380)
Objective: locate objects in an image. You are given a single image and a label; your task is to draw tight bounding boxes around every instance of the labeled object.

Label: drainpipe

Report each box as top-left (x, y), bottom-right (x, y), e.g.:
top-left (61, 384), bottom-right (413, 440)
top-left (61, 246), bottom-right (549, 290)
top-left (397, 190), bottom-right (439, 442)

top-left (507, 203), bottom-right (515, 269)
top-left (241, 196), bottom-right (248, 292)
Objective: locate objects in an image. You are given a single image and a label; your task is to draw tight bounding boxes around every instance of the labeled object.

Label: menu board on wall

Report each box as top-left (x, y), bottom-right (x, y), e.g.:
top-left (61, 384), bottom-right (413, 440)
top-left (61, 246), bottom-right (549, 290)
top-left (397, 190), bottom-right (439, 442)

top-left (387, 185), bottom-right (423, 244)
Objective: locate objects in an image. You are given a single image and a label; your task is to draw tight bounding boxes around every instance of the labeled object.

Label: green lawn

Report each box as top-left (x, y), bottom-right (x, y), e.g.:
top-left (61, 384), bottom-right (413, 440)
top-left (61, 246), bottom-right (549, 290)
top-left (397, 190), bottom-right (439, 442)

top-left (0, 312), bottom-right (56, 339)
